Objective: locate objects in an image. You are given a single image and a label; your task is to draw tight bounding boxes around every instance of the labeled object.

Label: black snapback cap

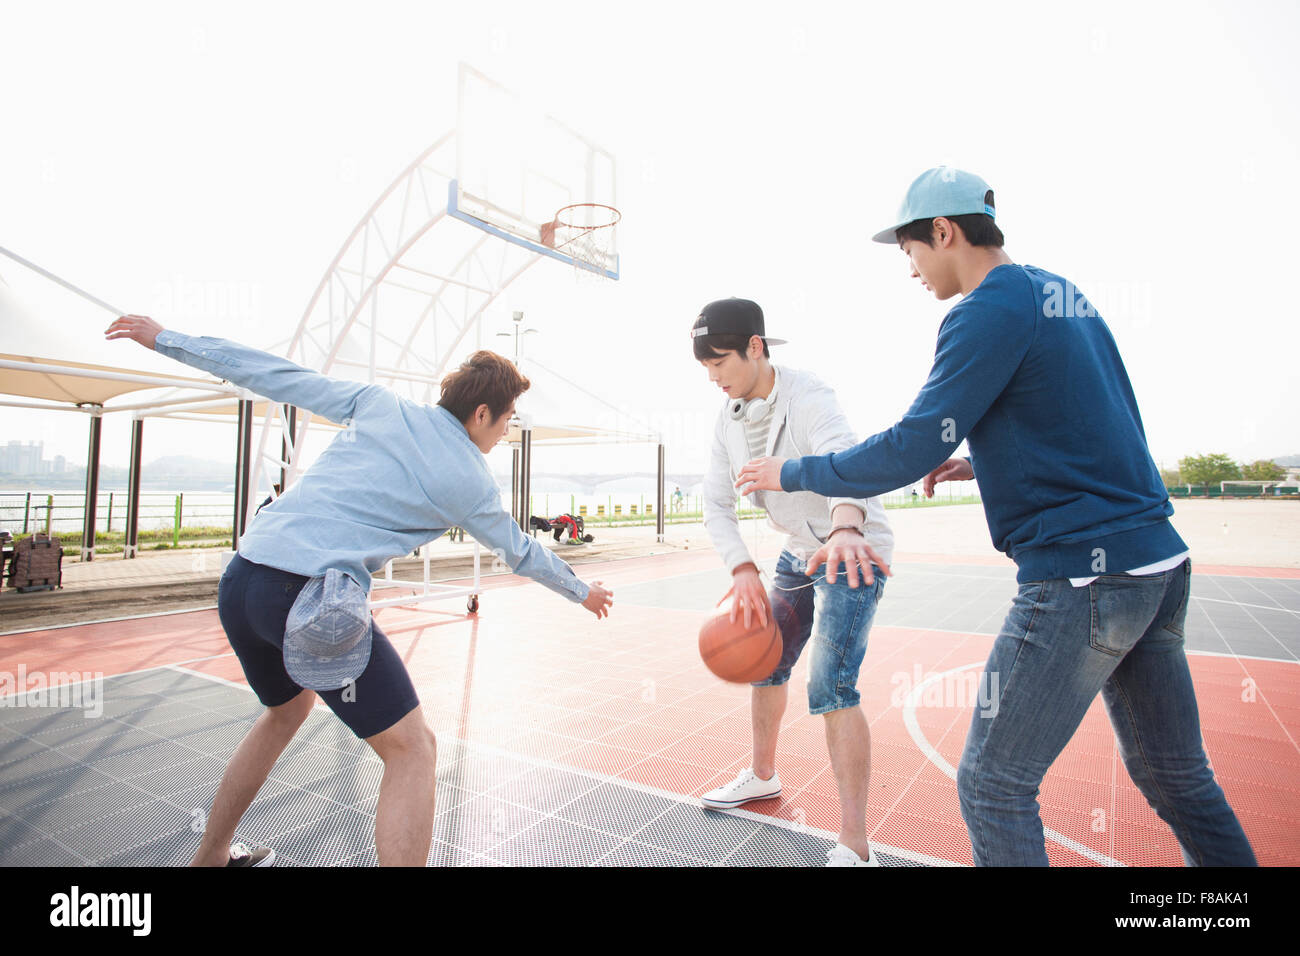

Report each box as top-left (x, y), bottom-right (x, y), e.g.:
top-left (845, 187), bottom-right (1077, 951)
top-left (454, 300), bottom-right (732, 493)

top-left (690, 298), bottom-right (787, 346)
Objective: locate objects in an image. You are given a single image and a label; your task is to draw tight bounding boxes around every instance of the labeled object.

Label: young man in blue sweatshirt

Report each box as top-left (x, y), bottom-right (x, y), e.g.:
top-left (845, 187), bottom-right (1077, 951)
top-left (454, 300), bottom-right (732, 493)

top-left (735, 168), bottom-right (1255, 866)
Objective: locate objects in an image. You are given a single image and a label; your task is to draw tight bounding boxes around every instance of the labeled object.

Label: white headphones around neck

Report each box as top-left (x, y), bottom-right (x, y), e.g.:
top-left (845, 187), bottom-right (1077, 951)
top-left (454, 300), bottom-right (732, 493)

top-left (728, 395), bottom-right (773, 423)
top-left (726, 368), bottom-right (780, 424)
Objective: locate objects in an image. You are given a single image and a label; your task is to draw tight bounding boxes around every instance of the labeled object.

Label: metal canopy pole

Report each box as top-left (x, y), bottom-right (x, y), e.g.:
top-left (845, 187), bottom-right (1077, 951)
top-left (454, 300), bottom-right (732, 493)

top-left (232, 399), bottom-right (254, 550)
top-left (124, 418), bottom-right (144, 559)
top-left (520, 426), bottom-right (532, 530)
top-left (80, 405), bottom-right (104, 561)
top-left (511, 446), bottom-right (521, 525)
top-left (656, 443), bottom-right (665, 543)
top-left (280, 404), bottom-right (296, 493)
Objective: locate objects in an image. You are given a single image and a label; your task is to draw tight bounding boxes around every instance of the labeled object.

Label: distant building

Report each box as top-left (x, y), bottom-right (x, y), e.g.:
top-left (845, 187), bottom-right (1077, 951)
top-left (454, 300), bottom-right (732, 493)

top-left (1, 441), bottom-right (53, 475)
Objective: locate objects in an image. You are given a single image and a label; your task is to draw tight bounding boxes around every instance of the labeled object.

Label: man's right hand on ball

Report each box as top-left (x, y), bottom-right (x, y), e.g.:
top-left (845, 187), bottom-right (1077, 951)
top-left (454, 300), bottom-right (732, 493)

top-left (722, 564), bottom-right (770, 629)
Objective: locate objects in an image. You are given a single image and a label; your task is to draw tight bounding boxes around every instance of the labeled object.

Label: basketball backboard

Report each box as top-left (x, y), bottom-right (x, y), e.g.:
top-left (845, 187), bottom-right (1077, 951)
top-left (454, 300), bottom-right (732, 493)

top-left (450, 64), bottom-right (619, 279)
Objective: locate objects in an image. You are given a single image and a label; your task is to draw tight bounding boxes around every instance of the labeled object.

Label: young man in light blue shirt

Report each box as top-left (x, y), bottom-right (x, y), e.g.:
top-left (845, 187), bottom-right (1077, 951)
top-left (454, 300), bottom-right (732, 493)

top-left (107, 314), bottom-right (613, 866)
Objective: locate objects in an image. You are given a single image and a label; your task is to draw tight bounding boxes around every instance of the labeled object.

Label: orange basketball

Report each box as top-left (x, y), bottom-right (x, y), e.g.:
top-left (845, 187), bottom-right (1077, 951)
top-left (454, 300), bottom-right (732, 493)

top-left (698, 604), bottom-right (782, 684)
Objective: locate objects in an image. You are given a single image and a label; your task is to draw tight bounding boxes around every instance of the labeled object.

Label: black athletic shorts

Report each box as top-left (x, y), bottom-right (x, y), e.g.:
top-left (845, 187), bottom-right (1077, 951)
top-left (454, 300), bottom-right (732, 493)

top-left (217, 553), bottom-right (420, 739)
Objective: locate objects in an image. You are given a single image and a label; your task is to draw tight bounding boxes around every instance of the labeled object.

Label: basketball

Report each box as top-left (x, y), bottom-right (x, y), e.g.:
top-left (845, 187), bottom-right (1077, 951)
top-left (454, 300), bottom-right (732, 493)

top-left (698, 604), bottom-right (782, 684)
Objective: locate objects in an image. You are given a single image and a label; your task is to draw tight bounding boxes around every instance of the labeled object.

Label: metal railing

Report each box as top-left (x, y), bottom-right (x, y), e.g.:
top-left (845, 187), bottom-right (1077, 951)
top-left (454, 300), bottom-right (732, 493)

top-left (0, 492), bottom-right (233, 546)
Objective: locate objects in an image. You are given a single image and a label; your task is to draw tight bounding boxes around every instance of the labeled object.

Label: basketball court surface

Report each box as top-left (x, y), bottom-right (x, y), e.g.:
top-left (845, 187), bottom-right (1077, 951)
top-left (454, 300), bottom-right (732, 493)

top-left (2, 549), bottom-right (1296, 867)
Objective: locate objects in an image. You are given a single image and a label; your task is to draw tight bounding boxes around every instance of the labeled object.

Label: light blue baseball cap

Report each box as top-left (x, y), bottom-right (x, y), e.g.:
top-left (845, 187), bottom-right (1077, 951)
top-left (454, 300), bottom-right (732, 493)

top-left (871, 167), bottom-right (997, 244)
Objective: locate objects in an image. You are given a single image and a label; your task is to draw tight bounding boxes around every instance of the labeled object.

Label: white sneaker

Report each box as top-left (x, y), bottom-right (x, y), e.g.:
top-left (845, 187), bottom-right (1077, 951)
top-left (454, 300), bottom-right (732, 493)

top-left (826, 843), bottom-right (881, 867)
top-left (700, 768), bottom-right (782, 809)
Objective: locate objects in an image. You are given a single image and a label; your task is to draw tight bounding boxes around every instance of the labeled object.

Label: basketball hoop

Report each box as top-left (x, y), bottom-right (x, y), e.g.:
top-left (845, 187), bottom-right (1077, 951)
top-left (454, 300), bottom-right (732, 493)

top-left (541, 202), bottom-right (620, 280)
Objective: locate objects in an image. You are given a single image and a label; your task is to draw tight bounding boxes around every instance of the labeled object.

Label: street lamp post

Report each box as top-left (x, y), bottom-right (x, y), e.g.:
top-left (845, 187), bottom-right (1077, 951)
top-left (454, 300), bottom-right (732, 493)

top-left (497, 311), bottom-right (538, 530)
top-left (497, 310), bottom-right (538, 367)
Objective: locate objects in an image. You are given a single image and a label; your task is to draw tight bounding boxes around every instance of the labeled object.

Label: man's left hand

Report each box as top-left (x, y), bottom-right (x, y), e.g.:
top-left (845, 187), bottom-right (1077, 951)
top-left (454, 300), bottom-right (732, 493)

top-left (808, 529), bottom-right (892, 588)
top-left (735, 456), bottom-right (789, 495)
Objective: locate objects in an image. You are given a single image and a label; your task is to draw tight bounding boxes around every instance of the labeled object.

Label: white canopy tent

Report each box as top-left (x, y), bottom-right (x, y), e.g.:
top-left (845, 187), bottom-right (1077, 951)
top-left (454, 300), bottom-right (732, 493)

top-left (0, 273), bottom-right (266, 559)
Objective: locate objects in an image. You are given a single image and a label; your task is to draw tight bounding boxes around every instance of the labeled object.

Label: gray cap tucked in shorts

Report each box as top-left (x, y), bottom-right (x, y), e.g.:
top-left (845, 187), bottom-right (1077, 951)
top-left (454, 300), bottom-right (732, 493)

top-left (283, 569), bottom-right (373, 691)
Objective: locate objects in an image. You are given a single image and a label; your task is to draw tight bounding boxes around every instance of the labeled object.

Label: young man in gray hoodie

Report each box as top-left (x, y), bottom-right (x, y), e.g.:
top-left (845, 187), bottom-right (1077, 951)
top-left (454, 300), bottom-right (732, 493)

top-left (693, 298), bottom-right (895, 866)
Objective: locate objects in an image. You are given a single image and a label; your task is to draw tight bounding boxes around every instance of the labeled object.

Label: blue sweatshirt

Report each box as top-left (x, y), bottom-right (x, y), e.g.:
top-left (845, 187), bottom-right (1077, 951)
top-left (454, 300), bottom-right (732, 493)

top-left (779, 264), bottom-right (1186, 583)
top-left (153, 330), bottom-right (589, 602)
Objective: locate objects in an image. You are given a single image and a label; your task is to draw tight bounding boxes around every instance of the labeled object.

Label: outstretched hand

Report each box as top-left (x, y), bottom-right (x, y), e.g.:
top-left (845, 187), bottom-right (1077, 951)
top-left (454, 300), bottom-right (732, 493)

top-left (105, 315), bottom-right (164, 351)
top-left (923, 457), bottom-right (974, 497)
top-left (583, 581), bottom-right (613, 620)
top-left (734, 456), bottom-right (788, 496)
top-left (807, 529), bottom-right (892, 588)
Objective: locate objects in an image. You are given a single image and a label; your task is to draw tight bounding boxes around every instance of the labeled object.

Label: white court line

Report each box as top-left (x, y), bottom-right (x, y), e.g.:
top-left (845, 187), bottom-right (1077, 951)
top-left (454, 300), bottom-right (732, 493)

top-left (900, 661), bottom-right (1125, 867)
top-left (1186, 648), bottom-right (1300, 664)
top-left (868, 623), bottom-right (1300, 665)
top-left (456, 736), bottom-right (961, 868)
top-left (0, 651), bottom-right (243, 700)
top-left (1192, 600), bottom-right (1300, 757)
top-left (1272, 577), bottom-right (1300, 596)
top-left (1200, 575), bottom-right (1299, 662)
top-left (887, 567), bottom-right (1016, 580)
top-left (167, 664), bottom-right (334, 713)
top-left (1193, 596), bottom-right (1300, 615)
top-left (919, 578), bottom-right (1000, 633)
top-left (0, 604), bottom-right (219, 637)
top-left (165, 664), bottom-right (254, 695)
top-left (1238, 575), bottom-right (1296, 611)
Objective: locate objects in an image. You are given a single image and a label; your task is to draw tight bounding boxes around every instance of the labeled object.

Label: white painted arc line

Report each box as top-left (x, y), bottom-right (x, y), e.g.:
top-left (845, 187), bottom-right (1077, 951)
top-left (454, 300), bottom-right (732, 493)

top-left (900, 660), bottom-right (1125, 867)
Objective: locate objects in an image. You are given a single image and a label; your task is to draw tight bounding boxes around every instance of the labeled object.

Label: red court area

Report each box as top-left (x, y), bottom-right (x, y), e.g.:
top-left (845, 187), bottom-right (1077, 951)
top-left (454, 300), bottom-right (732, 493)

top-left (2, 548), bottom-right (1296, 867)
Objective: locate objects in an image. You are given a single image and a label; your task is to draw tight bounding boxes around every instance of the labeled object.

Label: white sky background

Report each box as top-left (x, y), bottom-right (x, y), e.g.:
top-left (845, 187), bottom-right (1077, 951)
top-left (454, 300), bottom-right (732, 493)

top-left (1, 0), bottom-right (1297, 488)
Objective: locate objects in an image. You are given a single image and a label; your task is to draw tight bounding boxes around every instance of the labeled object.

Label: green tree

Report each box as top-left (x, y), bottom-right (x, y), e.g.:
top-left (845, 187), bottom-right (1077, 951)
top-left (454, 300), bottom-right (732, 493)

top-left (1179, 453), bottom-right (1241, 488)
top-left (1240, 459), bottom-right (1285, 482)
top-left (1159, 467), bottom-right (1182, 489)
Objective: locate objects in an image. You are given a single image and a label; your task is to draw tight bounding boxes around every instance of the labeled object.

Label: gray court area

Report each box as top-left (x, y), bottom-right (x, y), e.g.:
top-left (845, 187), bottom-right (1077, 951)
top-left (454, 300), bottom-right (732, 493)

top-left (1185, 573), bottom-right (1300, 661)
top-left (618, 561), bottom-right (1300, 662)
top-left (0, 668), bottom-right (915, 867)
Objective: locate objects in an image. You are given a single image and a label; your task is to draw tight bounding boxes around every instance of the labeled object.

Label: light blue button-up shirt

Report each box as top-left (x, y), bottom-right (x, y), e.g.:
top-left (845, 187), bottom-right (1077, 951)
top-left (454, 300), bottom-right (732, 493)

top-left (154, 330), bottom-right (589, 603)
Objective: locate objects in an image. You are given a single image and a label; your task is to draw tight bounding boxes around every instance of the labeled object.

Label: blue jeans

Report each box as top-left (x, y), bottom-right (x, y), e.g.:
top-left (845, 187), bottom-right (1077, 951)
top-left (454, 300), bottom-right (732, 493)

top-left (752, 550), bottom-right (885, 716)
top-left (956, 560), bottom-right (1256, 866)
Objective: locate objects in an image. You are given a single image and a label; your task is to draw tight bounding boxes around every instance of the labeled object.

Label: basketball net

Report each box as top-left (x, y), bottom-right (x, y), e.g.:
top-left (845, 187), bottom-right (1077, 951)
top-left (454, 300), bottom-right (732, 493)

top-left (540, 203), bottom-right (620, 282)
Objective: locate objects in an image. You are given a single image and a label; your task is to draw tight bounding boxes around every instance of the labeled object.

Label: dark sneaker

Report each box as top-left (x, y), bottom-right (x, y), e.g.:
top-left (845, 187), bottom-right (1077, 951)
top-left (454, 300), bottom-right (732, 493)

top-left (226, 842), bottom-right (276, 867)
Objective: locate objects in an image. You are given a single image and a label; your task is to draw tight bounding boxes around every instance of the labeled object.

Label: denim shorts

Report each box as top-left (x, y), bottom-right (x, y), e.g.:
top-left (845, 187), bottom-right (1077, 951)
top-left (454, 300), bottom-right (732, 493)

top-left (751, 549), bottom-right (886, 715)
top-left (217, 553), bottom-right (421, 739)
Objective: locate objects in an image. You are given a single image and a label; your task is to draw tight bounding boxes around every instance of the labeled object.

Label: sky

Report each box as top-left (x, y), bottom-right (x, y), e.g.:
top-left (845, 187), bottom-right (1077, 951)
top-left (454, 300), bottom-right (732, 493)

top-left (2, 0), bottom-right (1298, 493)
